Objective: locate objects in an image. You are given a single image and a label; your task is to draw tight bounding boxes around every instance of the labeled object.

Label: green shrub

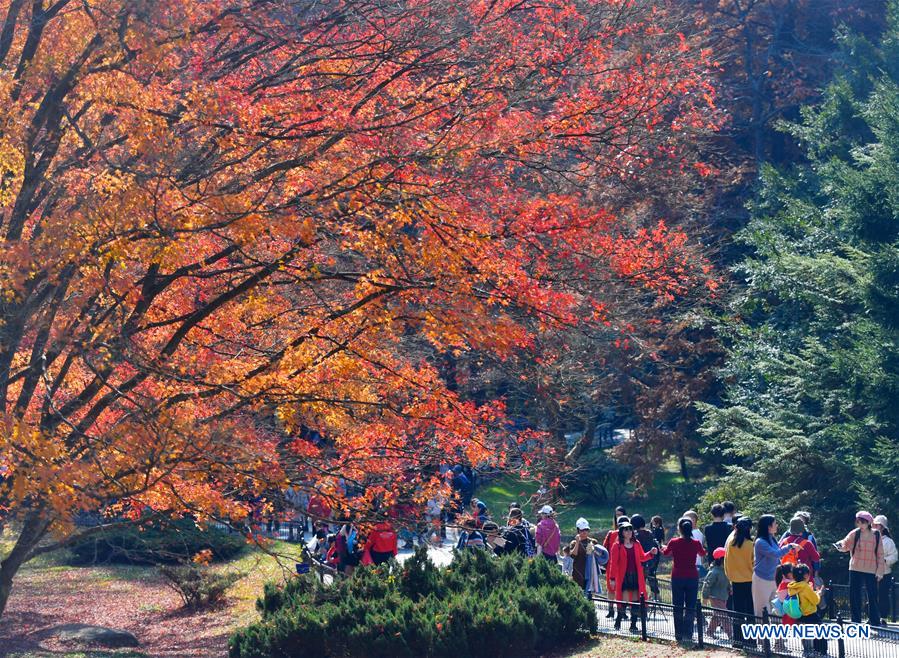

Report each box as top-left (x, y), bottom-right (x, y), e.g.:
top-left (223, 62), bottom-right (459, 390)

top-left (562, 449), bottom-right (632, 503)
top-left (229, 548), bottom-right (597, 658)
top-left (69, 517), bottom-right (247, 565)
top-left (160, 563), bottom-right (244, 610)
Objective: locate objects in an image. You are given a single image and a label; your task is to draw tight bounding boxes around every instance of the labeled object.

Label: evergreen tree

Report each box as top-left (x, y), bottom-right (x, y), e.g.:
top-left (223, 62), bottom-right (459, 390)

top-left (699, 2), bottom-right (899, 542)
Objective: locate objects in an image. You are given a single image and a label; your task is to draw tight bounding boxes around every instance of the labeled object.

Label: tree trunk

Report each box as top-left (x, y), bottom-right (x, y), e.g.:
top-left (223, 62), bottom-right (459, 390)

top-left (564, 416), bottom-right (598, 466)
top-left (0, 511), bottom-right (50, 620)
top-left (678, 438), bottom-right (690, 481)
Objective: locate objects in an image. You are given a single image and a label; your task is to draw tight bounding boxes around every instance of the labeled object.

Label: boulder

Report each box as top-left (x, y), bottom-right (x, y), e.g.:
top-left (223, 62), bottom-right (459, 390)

top-left (53, 623), bottom-right (140, 648)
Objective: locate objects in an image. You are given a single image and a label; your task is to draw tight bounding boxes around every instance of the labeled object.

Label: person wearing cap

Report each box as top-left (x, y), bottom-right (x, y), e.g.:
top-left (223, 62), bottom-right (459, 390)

top-left (535, 505), bottom-right (561, 563)
top-left (608, 521), bottom-right (658, 632)
top-left (569, 518), bottom-right (609, 598)
top-left (873, 515), bottom-right (897, 620)
top-left (702, 547), bottom-right (732, 640)
top-left (778, 516), bottom-right (821, 579)
top-left (778, 510), bottom-right (818, 549)
top-left (835, 510), bottom-right (887, 625)
top-left (724, 515), bottom-right (754, 647)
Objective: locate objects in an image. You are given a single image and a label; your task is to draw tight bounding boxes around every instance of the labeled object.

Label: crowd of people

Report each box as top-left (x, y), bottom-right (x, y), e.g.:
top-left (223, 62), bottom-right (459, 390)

top-left (302, 493), bottom-right (896, 654)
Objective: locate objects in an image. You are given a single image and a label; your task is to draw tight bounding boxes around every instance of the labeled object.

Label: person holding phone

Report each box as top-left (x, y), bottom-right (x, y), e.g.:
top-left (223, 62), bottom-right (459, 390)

top-left (834, 510), bottom-right (886, 625)
top-left (570, 518), bottom-right (609, 598)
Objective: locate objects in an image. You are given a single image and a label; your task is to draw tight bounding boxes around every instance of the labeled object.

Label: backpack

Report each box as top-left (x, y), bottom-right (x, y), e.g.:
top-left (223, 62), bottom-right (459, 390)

top-left (771, 596), bottom-right (785, 617)
top-left (851, 528), bottom-right (881, 557)
top-left (783, 594), bottom-right (803, 620)
top-left (521, 525), bottom-right (536, 558)
top-left (781, 538), bottom-right (811, 565)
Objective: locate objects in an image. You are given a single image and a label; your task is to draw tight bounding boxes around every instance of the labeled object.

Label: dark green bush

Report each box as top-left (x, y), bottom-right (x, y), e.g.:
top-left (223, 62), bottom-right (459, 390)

top-left (68, 517), bottom-right (247, 565)
top-left (229, 548), bottom-right (597, 658)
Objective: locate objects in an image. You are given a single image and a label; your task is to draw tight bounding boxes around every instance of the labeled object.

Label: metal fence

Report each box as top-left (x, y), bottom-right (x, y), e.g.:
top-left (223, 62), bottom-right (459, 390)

top-left (650, 576), bottom-right (899, 625)
top-left (211, 518), bottom-right (311, 543)
top-left (593, 593), bottom-right (899, 658)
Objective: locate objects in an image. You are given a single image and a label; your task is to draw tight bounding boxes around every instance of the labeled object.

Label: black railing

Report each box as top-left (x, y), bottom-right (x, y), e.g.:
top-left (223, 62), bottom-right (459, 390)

top-left (825, 581), bottom-right (898, 625)
top-left (652, 576), bottom-right (898, 624)
top-left (592, 593), bottom-right (899, 657)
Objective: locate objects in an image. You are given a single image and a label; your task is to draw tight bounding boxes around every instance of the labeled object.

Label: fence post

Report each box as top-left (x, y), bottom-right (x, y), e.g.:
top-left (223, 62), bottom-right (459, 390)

top-left (696, 597), bottom-right (704, 649)
top-left (640, 593), bottom-right (647, 641)
top-left (827, 580), bottom-right (835, 620)
top-left (836, 614), bottom-right (845, 658)
top-left (762, 607), bottom-right (771, 658)
top-left (893, 580), bottom-right (897, 623)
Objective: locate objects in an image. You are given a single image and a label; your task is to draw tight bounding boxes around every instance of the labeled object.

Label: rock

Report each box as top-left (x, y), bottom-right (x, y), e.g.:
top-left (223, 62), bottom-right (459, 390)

top-left (53, 623), bottom-right (140, 648)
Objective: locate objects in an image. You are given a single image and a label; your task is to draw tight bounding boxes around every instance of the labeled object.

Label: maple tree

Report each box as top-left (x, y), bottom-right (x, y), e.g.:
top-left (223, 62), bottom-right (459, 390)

top-left (0, 0), bottom-right (718, 617)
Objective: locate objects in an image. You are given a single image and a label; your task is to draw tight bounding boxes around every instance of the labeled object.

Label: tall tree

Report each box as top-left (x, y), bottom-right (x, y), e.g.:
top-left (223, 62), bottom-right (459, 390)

top-left (699, 1), bottom-right (899, 537)
top-left (0, 0), bottom-right (718, 617)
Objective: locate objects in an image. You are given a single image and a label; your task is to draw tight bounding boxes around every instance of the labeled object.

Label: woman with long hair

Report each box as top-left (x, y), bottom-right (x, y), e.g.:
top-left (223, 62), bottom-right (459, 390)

top-left (662, 517), bottom-right (706, 643)
top-left (753, 515), bottom-right (798, 618)
top-left (724, 515), bottom-right (754, 647)
top-left (608, 522), bottom-right (658, 632)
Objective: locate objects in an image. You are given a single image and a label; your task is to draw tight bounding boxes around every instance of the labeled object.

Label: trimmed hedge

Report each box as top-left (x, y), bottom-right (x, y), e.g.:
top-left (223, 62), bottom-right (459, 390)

top-left (68, 517), bottom-right (247, 565)
top-left (230, 548), bottom-right (597, 658)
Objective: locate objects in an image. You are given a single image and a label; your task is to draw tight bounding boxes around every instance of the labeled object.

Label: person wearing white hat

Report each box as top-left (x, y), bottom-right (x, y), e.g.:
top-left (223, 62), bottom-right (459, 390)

top-left (835, 510), bottom-right (887, 625)
top-left (569, 518), bottom-right (608, 598)
top-left (873, 515), bottom-right (897, 621)
top-left (534, 505), bottom-right (561, 563)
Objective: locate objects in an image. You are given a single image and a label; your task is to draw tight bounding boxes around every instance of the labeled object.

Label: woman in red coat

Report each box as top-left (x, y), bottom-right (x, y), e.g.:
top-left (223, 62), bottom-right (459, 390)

top-left (608, 522), bottom-right (658, 632)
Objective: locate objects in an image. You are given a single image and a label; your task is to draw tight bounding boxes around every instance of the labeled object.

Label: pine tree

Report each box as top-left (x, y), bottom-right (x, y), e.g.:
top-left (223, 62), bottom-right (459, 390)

top-left (699, 2), bottom-right (899, 537)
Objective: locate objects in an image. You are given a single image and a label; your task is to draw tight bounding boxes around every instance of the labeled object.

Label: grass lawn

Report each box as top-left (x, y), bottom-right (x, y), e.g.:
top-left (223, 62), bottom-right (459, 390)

top-left (477, 457), bottom-right (714, 535)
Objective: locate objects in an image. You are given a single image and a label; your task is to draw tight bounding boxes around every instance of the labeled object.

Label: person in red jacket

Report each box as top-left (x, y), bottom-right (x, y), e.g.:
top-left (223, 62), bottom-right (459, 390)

top-left (365, 519), bottom-right (398, 565)
top-left (602, 509), bottom-right (628, 619)
top-left (608, 522), bottom-right (658, 633)
top-left (306, 495), bottom-right (332, 523)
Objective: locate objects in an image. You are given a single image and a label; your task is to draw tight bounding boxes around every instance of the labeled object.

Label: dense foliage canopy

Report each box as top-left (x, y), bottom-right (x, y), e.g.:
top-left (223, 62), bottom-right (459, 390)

top-left (699, 2), bottom-right (899, 535)
top-left (0, 0), bottom-right (719, 616)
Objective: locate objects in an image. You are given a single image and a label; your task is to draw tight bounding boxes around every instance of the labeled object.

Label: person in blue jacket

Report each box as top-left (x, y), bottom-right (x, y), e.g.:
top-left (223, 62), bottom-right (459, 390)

top-left (451, 465), bottom-right (473, 511)
top-left (752, 514), bottom-right (800, 618)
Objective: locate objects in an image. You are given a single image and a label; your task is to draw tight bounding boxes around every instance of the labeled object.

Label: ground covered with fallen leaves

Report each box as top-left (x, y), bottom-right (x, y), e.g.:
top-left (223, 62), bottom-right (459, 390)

top-left (0, 537), bottom-right (739, 658)
top-left (0, 537), bottom-right (301, 658)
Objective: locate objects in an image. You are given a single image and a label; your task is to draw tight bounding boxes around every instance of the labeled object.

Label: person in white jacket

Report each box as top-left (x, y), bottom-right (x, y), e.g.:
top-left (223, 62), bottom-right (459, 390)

top-left (873, 515), bottom-right (898, 621)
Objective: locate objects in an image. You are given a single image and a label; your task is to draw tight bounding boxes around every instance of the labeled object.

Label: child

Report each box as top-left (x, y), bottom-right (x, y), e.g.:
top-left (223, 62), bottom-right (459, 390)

top-left (787, 564), bottom-right (827, 657)
top-left (774, 563), bottom-right (796, 625)
top-left (702, 547), bottom-right (732, 639)
top-left (560, 544), bottom-right (573, 576)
